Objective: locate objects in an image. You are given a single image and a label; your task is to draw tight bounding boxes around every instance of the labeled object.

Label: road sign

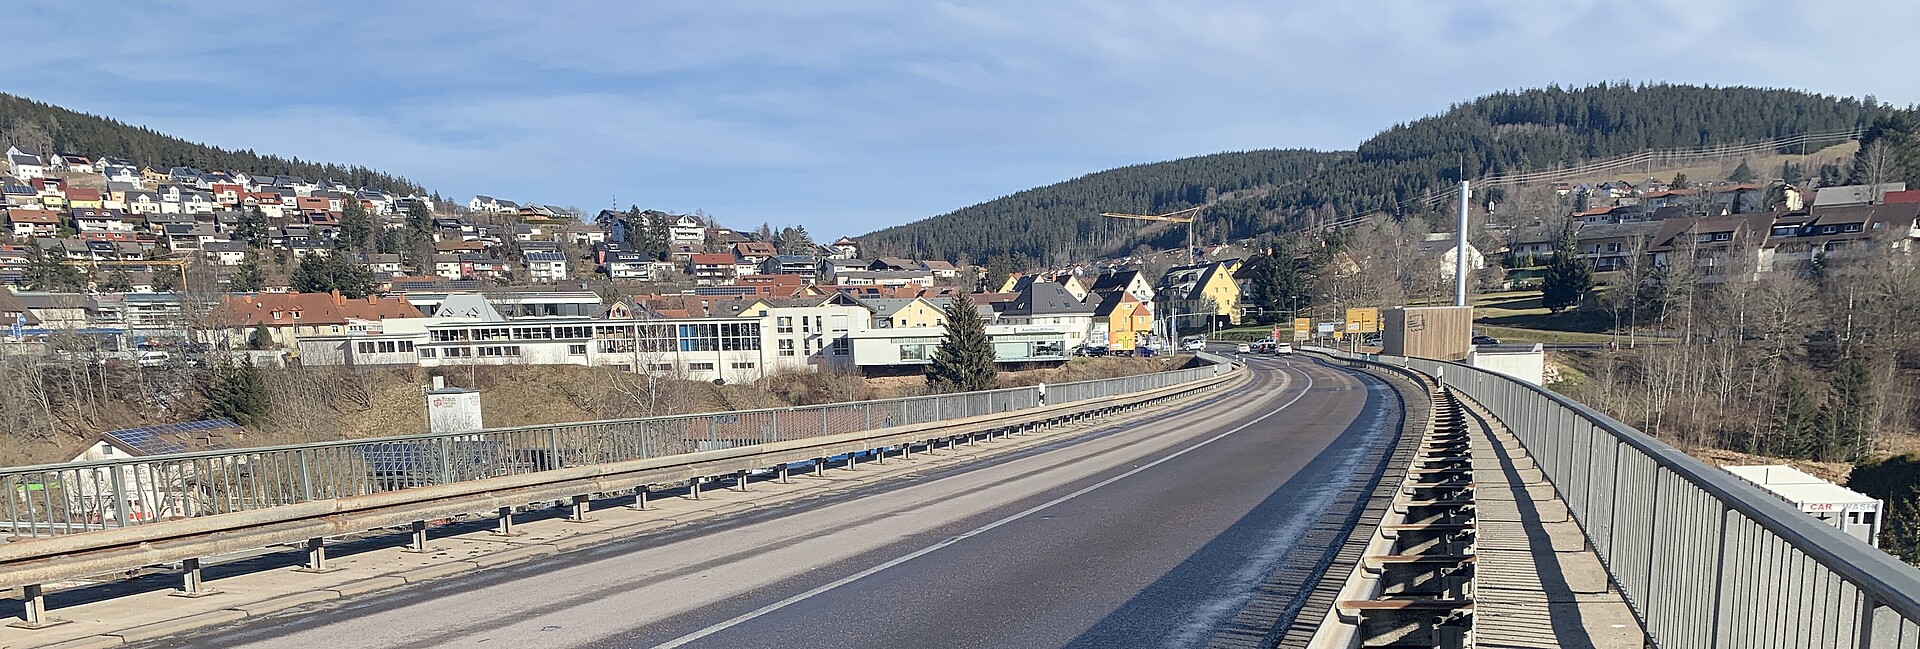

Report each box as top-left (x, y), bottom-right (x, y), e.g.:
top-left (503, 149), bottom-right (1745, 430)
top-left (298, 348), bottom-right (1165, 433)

top-left (1316, 322), bottom-right (1336, 334)
top-left (1345, 307), bottom-right (1380, 334)
top-left (1292, 318), bottom-right (1311, 341)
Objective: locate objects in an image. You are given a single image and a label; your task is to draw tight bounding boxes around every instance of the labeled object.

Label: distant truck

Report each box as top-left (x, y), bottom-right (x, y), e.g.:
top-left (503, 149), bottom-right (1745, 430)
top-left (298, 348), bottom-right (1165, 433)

top-left (1723, 465), bottom-right (1882, 547)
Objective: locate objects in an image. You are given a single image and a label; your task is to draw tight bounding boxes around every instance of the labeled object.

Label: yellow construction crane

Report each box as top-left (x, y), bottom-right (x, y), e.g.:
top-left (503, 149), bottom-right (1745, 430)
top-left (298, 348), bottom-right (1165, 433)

top-left (1099, 205), bottom-right (1204, 265)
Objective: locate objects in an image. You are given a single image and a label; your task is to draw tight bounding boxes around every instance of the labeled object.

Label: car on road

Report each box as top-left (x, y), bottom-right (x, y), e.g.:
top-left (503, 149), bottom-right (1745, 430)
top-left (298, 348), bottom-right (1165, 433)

top-left (1271, 343), bottom-right (1293, 355)
top-left (1180, 336), bottom-right (1207, 351)
top-left (1235, 343), bottom-right (1252, 354)
top-left (1471, 334), bottom-right (1501, 345)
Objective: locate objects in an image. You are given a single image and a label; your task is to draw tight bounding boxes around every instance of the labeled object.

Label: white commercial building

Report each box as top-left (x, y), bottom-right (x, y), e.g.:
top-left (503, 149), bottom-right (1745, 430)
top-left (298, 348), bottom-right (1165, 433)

top-left (848, 324), bottom-right (1072, 368)
top-left (1722, 465), bottom-right (1883, 548)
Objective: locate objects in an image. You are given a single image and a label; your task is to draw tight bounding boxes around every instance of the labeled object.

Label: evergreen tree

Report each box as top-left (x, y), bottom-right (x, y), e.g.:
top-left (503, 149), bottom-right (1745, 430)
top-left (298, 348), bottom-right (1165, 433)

top-left (247, 324), bottom-right (272, 350)
top-left (1246, 243), bottom-right (1304, 324)
top-left (203, 363), bottom-right (271, 427)
top-left (1779, 161), bottom-right (1807, 186)
top-left (1728, 158), bottom-right (1756, 183)
top-left (1819, 162), bottom-right (1845, 188)
top-left (1816, 355), bottom-right (1875, 462)
top-left (230, 255), bottom-right (264, 292)
top-left (1764, 370), bottom-right (1820, 458)
top-left (338, 199), bottom-right (374, 252)
top-left (99, 267), bottom-right (133, 292)
top-left (405, 201), bottom-right (433, 238)
top-left (1669, 172), bottom-right (1690, 189)
top-left (926, 298), bottom-right (998, 393)
top-left (151, 268), bottom-right (181, 292)
top-left (1540, 224), bottom-right (1592, 313)
top-left (1846, 454), bottom-right (1920, 565)
top-left (292, 254), bottom-right (377, 298)
top-left (776, 225), bottom-right (815, 256)
top-left (984, 254), bottom-right (1017, 292)
top-left (234, 205), bottom-right (269, 248)
top-left (23, 243), bottom-right (84, 291)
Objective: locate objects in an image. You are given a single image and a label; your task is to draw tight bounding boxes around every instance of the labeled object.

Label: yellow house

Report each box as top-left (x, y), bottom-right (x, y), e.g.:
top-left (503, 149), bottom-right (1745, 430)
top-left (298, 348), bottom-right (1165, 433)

top-left (861, 297), bottom-right (947, 328)
top-left (1155, 260), bottom-right (1242, 327)
top-left (1092, 291), bottom-right (1153, 352)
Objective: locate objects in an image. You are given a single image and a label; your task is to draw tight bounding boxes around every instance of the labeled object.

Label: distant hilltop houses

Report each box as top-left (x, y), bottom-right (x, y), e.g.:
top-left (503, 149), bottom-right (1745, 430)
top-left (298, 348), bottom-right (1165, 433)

top-left (0, 145), bottom-right (956, 294)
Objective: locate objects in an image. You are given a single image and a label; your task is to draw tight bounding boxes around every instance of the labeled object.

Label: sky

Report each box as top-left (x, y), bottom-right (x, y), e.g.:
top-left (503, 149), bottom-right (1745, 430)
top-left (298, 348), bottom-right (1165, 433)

top-left (8, 1), bottom-right (1919, 239)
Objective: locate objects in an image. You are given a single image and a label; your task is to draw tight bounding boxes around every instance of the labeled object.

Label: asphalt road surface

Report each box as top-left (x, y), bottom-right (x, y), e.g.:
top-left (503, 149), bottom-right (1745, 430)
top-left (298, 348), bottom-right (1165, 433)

top-left (156, 354), bottom-right (1397, 649)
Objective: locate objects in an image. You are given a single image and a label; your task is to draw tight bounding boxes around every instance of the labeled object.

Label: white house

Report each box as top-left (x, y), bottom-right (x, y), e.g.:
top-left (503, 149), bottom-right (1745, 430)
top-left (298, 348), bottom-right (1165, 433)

top-left (523, 251), bottom-right (569, 282)
top-left (6, 149), bottom-right (45, 180)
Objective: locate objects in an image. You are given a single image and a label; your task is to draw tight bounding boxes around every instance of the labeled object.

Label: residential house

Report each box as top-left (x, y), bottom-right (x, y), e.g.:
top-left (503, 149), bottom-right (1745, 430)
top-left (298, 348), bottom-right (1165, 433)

top-left (1414, 233), bottom-right (1487, 285)
top-left (817, 258), bottom-right (868, 283)
top-left (71, 208), bottom-right (137, 233)
top-left (523, 251), bottom-right (569, 282)
top-left (6, 149), bottom-right (45, 180)
top-left (64, 188), bottom-right (103, 210)
top-left (1090, 290), bottom-right (1153, 353)
top-left (689, 253), bottom-right (736, 285)
top-left (207, 291), bottom-right (419, 349)
top-left (999, 281), bottom-right (1099, 350)
top-left (869, 257), bottom-right (916, 272)
top-left (760, 255), bottom-right (819, 279)
top-left (54, 154), bottom-right (93, 173)
top-left (1646, 212), bottom-right (1779, 279)
top-left (359, 253), bottom-right (405, 276)
top-left (102, 165), bottom-right (141, 185)
top-left (667, 214), bottom-right (707, 244)
top-left (1573, 221), bottom-right (1662, 273)
top-left (1154, 260), bottom-right (1242, 329)
top-left (3, 177), bottom-right (40, 207)
top-left (6, 208), bottom-right (60, 237)
top-left (1812, 183), bottom-right (1907, 209)
top-left (828, 237), bottom-right (859, 259)
top-left (605, 251), bottom-right (660, 280)
top-left (1504, 224), bottom-right (1562, 266)
top-left (200, 240), bottom-right (248, 266)
top-left (1087, 269), bottom-right (1155, 305)
top-left (1768, 203), bottom-right (1920, 265)
top-left (833, 269), bottom-right (932, 288)
top-left (733, 241), bottom-right (777, 265)
top-left (559, 223), bottom-right (606, 245)
top-left (920, 260), bottom-right (957, 279)
top-left (858, 297), bottom-right (949, 329)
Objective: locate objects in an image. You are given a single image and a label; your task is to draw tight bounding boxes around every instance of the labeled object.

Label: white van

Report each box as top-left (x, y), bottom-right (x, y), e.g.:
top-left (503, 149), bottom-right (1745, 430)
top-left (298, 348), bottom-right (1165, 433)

top-left (136, 350), bottom-right (171, 367)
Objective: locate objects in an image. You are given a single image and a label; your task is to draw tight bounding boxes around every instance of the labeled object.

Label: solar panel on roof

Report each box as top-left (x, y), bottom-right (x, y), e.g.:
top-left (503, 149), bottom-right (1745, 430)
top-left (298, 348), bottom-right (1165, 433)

top-left (101, 418), bottom-right (240, 455)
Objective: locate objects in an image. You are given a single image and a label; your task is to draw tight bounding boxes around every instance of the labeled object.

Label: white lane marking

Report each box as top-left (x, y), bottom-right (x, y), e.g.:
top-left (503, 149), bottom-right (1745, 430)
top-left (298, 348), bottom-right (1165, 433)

top-left (650, 365), bottom-right (1318, 649)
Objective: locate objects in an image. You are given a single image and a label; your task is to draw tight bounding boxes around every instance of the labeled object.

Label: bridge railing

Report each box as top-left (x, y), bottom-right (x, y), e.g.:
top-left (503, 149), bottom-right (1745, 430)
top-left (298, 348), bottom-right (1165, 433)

top-left (1, 353), bottom-right (1233, 540)
top-left (1314, 348), bottom-right (1920, 649)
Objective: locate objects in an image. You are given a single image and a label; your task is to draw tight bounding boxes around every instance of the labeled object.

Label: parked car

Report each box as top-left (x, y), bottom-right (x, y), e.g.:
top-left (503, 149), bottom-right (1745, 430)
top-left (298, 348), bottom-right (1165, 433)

top-left (1471, 335), bottom-right (1501, 345)
top-left (136, 350), bottom-right (171, 367)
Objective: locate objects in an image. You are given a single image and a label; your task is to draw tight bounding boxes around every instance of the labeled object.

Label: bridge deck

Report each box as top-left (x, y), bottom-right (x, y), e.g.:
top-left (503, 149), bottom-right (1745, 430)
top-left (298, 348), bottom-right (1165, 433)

top-left (1461, 392), bottom-right (1646, 649)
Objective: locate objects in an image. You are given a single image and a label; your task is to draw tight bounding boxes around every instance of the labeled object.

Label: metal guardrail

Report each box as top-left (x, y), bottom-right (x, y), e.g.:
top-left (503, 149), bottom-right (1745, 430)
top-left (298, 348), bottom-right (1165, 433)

top-left (0, 354), bottom-right (1233, 541)
top-left (1310, 348), bottom-right (1920, 649)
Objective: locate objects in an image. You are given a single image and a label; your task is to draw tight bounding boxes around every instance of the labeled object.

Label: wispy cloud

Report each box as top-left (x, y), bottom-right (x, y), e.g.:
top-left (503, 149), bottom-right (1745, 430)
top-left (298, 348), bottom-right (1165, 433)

top-left (9, 0), bottom-right (1919, 238)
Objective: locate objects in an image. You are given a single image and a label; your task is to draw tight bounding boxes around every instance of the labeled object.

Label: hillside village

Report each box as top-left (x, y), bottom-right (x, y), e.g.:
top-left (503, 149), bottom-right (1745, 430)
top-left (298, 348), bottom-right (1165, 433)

top-left (2, 142), bottom-right (1919, 384)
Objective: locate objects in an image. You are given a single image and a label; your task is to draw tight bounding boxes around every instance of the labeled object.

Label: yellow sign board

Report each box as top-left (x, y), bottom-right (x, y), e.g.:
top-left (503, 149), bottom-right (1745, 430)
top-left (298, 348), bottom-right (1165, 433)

top-left (1345, 307), bottom-right (1380, 334)
top-left (1292, 318), bottom-right (1311, 341)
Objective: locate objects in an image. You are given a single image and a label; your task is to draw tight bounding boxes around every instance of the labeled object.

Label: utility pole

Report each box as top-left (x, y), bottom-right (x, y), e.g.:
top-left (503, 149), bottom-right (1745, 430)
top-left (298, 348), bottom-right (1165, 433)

top-left (1455, 180), bottom-right (1471, 307)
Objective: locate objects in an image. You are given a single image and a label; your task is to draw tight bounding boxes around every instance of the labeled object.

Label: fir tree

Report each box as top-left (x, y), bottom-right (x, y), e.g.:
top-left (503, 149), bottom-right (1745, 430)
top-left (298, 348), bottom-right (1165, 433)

top-left (1816, 355), bottom-right (1875, 462)
top-left (1669, 172), bottom-right (1690, 189)
top-left (1540, 224), bottom-right (1592, 313)
top-left (230, 255), bottom-right (264, 292)
top-left (1846, 454), bottom-right (1920, 565)
top-left (292, 254), bottom-right (377, 298)
top-left (926, 298), bottom-right (998, 393)
top-left (204, 363), bottom-right (271, 427)
top-left (247, 324), bottom-right (272, 350)
top-left (1728, 158), bottom-right (1756, 183)
top-left (99, 266), bottom-right (133, 293)
top-left (1764, 370), bottom-right (1819, 459)
top-left (234, 205), bottom-right (269, 248)
top-left (338, 199), bottom-right (374, 252)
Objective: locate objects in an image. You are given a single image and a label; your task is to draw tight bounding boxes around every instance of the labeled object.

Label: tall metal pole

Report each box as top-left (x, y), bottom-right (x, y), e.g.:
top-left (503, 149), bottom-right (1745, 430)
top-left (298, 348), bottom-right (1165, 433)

top-left (1454, 180), bottom-right (1471, 307)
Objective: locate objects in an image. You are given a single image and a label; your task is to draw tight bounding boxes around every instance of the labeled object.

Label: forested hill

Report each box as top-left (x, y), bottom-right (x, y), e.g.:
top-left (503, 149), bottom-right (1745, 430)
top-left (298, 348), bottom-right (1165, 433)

top-left (859, 149), bottom-right (1344, 265)
top-left (863, 83), bottom-right (1891, 264)
top-left (0, 93), bottom-right (424, 195)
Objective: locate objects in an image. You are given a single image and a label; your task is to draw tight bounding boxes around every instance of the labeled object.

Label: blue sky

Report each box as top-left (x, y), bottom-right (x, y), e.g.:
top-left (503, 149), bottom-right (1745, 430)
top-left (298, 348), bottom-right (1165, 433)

top-left (9, 1), bottom-right (1918, 239)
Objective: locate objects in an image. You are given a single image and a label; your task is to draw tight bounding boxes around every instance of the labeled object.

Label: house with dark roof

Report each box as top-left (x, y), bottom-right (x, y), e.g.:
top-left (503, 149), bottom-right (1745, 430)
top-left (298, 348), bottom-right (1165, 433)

top-left (1154, 260), bottom-right (1242, 329)
top-left (1001, 281), bottom-right (1099, 349)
